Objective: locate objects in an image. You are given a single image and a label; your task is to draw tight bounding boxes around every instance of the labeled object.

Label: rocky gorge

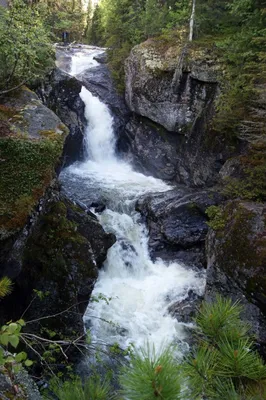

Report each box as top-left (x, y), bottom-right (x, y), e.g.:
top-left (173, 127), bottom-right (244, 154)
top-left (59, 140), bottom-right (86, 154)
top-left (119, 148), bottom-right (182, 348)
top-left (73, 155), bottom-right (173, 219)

top-left (63, 40), bottom-right (265, 352)
top-left (0, 36), bottom-right (266, 397)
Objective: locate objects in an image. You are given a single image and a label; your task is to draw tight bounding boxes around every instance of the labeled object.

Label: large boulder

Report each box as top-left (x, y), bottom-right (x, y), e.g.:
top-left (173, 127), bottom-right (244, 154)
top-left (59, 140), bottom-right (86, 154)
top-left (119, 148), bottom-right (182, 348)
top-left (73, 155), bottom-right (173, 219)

top-left (136, 188), bottom-right (222, 267)
top-left (205, 201), bottom-right (266, 355)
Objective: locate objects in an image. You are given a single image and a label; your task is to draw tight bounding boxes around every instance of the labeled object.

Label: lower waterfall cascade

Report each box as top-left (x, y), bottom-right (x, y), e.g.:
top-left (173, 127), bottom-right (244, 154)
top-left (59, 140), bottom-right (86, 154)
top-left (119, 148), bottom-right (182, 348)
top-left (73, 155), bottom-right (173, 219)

top-left (59, 47), bottom-right (206, 354)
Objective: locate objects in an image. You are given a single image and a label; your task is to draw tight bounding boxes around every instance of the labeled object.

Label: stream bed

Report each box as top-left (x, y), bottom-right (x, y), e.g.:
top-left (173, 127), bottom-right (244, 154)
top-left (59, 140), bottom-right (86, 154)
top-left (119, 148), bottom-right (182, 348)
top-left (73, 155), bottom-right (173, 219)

top-left (59, 47), bottom-right (205, 356)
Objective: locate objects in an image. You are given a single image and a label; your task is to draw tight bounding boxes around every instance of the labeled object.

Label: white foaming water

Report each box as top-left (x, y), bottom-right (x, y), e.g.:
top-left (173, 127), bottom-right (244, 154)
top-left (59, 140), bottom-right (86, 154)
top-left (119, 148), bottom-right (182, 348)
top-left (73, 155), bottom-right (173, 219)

top-left (60, 48), bottom-right (205, 353)
top-left (70, 48), bottom-right (104, 76)
top-left (80, 87), bottom-right (116, 161)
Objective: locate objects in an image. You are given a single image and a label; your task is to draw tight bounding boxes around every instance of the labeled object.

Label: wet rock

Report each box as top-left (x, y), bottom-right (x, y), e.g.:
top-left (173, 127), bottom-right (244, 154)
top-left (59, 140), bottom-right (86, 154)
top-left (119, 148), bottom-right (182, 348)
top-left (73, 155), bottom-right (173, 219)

top-left (205, 201), bottom-right (266, 356)
top-left (37, 68), bottom-right (86, 166)
top-left (168, 289), bottom-right (203, 323)
top-left (119, 114), bottom-right (178, 181)
top-left (93, 53), bottom-right (108, 64)
top-left (137, 188), bottom-right (222, 268)
top-left (90, 202), bottom-right (106, 213)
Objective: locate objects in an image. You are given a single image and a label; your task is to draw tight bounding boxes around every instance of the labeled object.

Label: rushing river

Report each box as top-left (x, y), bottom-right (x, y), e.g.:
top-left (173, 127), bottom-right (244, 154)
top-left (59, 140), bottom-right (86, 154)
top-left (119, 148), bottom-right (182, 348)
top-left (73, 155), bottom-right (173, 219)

top-left (59, 47), bottom-right (205, 355)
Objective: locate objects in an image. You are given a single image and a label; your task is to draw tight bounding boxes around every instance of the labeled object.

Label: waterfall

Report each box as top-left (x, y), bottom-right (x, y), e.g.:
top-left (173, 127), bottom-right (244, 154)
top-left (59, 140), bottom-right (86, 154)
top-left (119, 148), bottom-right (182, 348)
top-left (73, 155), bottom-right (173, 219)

top-left (60, 47), bottom-right (205, 353)
top-left (80, 87), bottom-right (116, 162)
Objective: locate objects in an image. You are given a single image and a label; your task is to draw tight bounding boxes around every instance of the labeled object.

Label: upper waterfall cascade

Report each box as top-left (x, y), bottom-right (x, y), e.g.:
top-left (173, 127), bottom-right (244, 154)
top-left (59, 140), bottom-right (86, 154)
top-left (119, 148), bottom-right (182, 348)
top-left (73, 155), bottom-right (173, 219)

top-left (59, 47), bottom-right (205, 352)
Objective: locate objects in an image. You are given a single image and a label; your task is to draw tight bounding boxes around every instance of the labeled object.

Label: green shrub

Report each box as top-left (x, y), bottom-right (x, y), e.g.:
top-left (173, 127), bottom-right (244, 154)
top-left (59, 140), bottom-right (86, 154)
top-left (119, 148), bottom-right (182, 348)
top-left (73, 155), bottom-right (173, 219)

top-left (47, 376), bottom-right (113, 400)
top-left (0, 277), bottom-right (12, 298)
top-left (0, 0), bottom-right (54, 92)
top-left (119, 344), bottom-right (181, 400)
top-left (206, 206), bottom-right (226, 231)
top-left (183, 296), bottom-right (266, 399)
top-left (196, 295), bottom-right (250, 343)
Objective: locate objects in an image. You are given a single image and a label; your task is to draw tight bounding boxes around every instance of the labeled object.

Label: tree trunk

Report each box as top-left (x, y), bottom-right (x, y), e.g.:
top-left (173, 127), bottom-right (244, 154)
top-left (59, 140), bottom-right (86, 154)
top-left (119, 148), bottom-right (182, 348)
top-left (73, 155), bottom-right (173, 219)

top-left (189, 0), bottom-right (196, 41)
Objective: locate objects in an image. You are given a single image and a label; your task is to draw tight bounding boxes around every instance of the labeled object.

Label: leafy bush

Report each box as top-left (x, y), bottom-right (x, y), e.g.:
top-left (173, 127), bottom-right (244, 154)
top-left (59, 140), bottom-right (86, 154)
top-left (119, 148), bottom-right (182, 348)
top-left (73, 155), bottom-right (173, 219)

top-left (119, 344), bottom-right (181, 400)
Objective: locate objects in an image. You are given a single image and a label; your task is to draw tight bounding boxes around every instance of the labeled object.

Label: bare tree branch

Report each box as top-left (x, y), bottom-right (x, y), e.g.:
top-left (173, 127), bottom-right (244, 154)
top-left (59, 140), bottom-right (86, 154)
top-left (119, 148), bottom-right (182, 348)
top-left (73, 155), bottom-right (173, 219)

top-left (0, 81), bottom-right (26, 96)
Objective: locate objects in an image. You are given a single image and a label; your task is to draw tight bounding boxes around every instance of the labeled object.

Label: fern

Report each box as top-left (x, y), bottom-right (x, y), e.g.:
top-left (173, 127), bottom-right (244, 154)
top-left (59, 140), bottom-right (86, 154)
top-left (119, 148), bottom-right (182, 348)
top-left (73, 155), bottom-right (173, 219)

top-left (0, 277), bottom-right (13, 298)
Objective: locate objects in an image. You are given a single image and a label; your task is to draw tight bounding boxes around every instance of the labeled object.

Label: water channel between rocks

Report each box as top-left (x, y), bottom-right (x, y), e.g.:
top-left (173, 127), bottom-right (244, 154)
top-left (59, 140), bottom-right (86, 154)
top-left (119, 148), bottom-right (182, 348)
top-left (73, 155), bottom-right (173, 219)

top-left (59, 47), bottom-right (206, 357)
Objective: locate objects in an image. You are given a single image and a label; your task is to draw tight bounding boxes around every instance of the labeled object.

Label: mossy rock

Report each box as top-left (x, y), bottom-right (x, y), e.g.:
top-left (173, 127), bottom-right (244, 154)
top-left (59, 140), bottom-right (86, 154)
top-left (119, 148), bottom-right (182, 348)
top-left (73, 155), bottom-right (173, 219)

top-left (207, 200), bottom-right (266, 313)
top-left (0, 135), bottom-right (64, 239)
top-left (0, 87), bottom-right (67, 239)
top-left (223, 142), bottom-right (266, 202)
top-left (0, 196), bottom-right (116, 339)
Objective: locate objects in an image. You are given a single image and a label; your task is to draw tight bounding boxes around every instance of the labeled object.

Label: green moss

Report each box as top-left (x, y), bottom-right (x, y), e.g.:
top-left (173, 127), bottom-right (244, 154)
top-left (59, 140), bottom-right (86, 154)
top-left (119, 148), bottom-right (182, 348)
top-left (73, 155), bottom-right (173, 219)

top-left (216, 203), bottom-right (256, 271)
top-left (0, 135), bottom-right (64, 236)
top-left (212, 202), bottom-right (266, 302)
top-left (23, 199), bottom-right (98, 314)
top-left (24, 200), bottom-right (94, 273)
top-left (223, 142), bottom-right (266, 202)
top-left (206, 205), bottom-right (226, 231)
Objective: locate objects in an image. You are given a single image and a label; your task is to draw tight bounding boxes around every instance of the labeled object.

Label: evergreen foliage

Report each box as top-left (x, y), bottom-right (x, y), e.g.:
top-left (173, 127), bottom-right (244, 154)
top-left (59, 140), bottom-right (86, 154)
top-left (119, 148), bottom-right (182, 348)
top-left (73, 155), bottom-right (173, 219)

top-left (0, 277), bottom-right (13, 298)
top-left (119, 344), bottom-right (181, 400)
top-left (196, 295), bottom-right (250, 342)
top-left (0, 0), bottom-right (54, 93)
top-left (47, 376), bottom-right (113, 400)
top-left (183, 295), bottom-right (266, 400)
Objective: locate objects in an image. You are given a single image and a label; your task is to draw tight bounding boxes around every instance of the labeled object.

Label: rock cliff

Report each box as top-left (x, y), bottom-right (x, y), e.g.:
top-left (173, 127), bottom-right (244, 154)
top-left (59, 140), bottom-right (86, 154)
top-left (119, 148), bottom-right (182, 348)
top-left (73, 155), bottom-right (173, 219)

top-left (123, 38), bottom-right (237, 187)
top-left (123, 37), bottom-right (266, 354)
top-left (206, 201), bottom-right (266, 355)
top-left (0, 85), bottom-right (115, 344)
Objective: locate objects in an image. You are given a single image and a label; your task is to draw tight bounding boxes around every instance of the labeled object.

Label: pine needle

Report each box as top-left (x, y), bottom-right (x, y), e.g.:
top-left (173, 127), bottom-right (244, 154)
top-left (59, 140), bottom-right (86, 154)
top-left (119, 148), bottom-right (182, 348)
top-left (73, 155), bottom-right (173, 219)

top-left (0, 277), bottom-right (13, 298)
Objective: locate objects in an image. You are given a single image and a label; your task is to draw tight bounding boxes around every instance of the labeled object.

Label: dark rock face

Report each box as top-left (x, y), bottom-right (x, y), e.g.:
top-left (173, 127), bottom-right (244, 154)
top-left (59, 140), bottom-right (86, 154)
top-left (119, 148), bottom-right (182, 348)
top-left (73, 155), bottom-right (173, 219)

top-left (123, 41), bottom-right (236, 187)
top-left (120, 114), bottom-right (179, 181)
top-left (93, 53), bottom-right (108, 64)
top-left (136, 188), bottom-right (222, 267)
top-left (168, 289), bottom-right (203, 323)
top-left (37, 68), bottom-right (86, 166)
top-left (205, 201), bottom-right (266, 355)
top-left (125, 41), bottom-right (220, 132)
top-left (77, 64), bottom-right (130, 144)
top-left (0, 191), bottom-right (115, 339)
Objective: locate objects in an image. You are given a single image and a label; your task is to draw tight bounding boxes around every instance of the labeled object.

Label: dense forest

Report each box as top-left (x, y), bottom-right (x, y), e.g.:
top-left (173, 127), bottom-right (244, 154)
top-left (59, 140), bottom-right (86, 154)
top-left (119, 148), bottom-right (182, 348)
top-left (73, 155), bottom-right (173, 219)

top-left (1, 0), bottom-right (266, 399)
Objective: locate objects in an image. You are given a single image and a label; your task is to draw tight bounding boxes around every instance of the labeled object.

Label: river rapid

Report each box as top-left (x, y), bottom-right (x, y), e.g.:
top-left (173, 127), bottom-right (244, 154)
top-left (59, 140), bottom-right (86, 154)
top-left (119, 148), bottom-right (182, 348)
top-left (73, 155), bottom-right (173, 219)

top-left (59, 47), bottom-right (205, 357)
